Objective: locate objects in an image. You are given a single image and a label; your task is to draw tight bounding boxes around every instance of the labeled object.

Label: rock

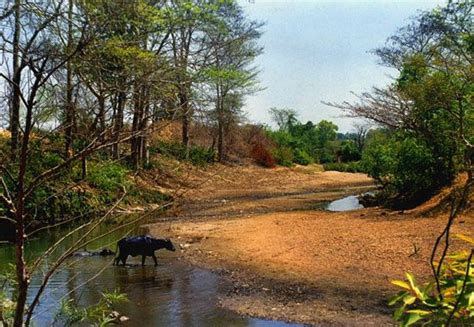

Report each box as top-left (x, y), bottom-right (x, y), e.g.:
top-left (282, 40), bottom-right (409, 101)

top-left (109, 311), bottom-right (120, 318)
top-left (119, 316), bottom-right (130, 323)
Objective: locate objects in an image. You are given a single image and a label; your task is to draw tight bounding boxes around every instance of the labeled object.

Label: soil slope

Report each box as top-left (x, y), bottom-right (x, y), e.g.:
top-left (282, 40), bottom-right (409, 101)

top-left (148, 164), bottom-right (473, 326)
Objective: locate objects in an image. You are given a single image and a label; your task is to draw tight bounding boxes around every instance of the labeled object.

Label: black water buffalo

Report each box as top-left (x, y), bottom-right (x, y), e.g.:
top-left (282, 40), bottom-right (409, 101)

top-left (114, 235), bottom-right (176, 266)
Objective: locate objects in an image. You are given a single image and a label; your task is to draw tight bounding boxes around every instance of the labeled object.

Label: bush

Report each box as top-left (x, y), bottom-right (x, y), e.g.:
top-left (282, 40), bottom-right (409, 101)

top-left (340, 140), bottom-right (361, 162)
top-left (152, 141), bottom-right (215, 166)
top-left (361, 134), bottom-right (448, 208)
top-left (250, 143), bottom-right (276, 168)
top-left (188, 145), bottom-right (216, 166)
top-left (87, 162), bottom-right (130, 193)
top-left (273, 146), bottom-right (294, 167)
top-left (294, 148), bottom-right (313, 165)
top-left (389, 234), bottom-right (474, 326)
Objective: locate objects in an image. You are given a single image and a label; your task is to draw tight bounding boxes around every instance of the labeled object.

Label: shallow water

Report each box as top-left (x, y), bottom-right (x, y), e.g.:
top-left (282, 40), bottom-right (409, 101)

top-left (326, 195), bottom-right (363, 211)
top-left (0, 218), bottom-right (302, 326)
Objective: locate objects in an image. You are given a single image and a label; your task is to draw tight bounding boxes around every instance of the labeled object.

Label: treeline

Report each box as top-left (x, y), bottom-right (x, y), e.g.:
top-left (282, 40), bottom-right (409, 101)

top-left (259, 108), bottom-right (366, 168)
top-left (0, 0), bottom-right (262, 168)
top-left (0, 0), bottom-right (263, 239)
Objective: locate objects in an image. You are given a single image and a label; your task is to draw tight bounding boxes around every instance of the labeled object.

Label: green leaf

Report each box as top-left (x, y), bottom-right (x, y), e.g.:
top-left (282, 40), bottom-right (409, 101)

top-left (393, 304), bottom-right (406, 321)
top-left (406, 309), bottom-right (431, 315)
top-left (403, 295), bottom-right (417, 305)
top-left (406, 272), bottom-right (424, 299)
top-left (388, 291), bottom-right (409, 306)
top-left (402, 312), bottom-right (424, 326)
top-left (392, 280), bottom-right (411, 290)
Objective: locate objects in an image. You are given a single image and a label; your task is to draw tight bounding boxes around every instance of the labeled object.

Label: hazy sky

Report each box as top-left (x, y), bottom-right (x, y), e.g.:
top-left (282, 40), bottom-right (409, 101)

top-left (239, 0), bottom-right (445, 132)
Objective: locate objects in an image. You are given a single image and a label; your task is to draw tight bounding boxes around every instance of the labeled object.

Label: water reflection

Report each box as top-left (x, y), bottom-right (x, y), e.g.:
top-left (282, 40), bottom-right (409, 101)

top-left (326, 195), bottom-right (363, 211)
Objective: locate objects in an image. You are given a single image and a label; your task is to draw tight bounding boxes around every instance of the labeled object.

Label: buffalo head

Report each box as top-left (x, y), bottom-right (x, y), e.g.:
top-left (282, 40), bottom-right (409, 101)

top-left (164, 238), bottom-right (176, 252)
top-left (151, 238), bottom-right (176, 252)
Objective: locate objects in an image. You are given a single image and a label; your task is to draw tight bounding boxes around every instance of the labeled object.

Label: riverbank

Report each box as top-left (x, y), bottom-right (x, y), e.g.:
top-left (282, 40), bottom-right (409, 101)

top-left (148, 164), bottom-right (473, 326)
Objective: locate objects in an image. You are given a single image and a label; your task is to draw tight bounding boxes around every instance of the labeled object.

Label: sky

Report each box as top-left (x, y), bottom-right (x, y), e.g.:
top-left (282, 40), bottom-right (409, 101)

top-left (238, 0), bottom-right (446, 132)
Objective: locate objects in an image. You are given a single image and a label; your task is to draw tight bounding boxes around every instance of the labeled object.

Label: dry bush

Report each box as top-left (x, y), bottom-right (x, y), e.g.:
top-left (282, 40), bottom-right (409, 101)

top-left (250, 142), bottom-right (275, 168)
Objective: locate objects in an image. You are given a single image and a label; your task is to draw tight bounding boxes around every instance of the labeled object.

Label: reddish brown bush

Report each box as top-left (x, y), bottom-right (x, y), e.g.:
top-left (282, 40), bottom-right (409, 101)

top-left (250, 143), bottom-right (276, 168)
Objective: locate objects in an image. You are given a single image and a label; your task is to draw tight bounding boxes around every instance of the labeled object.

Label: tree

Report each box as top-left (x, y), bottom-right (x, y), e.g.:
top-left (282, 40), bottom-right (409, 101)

top-left (202, 0), bottom-right (263, 161)
top-left (269, 107), bottom-right (298, 131)
top-left (325, 0), bottom-right (473, 201)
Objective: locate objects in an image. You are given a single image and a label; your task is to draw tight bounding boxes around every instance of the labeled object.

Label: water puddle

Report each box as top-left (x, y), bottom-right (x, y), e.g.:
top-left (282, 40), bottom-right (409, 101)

top-left (326, 195), bottom-right (363, 211)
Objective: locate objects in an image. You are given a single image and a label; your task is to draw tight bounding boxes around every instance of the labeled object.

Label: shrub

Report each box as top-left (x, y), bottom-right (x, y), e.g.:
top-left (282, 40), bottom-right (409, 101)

top-left (361, 135), bottom-right (444, 208)
top-left (273, 146), bottom-right (294, 167)
top-left (152, 141), bottom-right (215, 166)
top-left (294, 148), bottom-right (313, 165)
top-left (87, 162), bottom-right (130, 193)
top-left (340, 140), bottom-right (361, 162)
top-left (56, 289), bottom-right (128, 326)
top-left (0, 265), bottom-right (16, 326)
top-left (250, 143), bottom-right (275, 168)
top-left (389, 234), bottom-right (474, 326)
top-left (188, 145), bottom-right (216, 166)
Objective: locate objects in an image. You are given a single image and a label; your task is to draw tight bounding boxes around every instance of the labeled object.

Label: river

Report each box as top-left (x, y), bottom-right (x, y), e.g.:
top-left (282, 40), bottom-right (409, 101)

top-left (0, 216), bottom-right (301, 326)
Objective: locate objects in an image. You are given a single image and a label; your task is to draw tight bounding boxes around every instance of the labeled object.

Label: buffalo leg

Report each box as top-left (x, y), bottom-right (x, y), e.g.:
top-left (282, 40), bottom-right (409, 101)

top-left (142, 255), bottom-right (146, 266)
top-left (121, 255), bottom-right (127, 266)
top-left (152, 254), bottom-right (158, 266)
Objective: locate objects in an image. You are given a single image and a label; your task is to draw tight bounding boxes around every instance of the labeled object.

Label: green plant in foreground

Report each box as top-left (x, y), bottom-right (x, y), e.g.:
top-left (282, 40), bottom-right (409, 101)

top-left (0, 265), bottom-right (17, 326)
top-left (54, 289), bottom-right (128, 326)
top-left (389, 235), bottom-right (474, 326)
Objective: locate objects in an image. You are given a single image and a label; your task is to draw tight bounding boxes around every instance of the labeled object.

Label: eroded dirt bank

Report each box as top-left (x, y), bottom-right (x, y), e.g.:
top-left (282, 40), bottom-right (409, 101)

top-left (148, 165), bottom-right (473, 326)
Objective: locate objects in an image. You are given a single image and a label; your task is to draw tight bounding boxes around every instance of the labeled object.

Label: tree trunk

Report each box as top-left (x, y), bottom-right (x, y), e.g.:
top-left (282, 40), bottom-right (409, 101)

top-left (112, 91), bottom-right (125, 160)
top-left (13, 94), bottom-right (35, 327)
top-left (179, 90), bottom-right (190, 159)
top-left (140, 88), bottom-right (150, 167)
top-left (81, 156), bottom-right (87, 179)
top-left (217, 100), bottom-right (224, 162)
top-left (98, 93), bottom-right (105, 137)
top-left (10, 0), bottom-right (21, 160)
top-left (131, 84), bottom-right (141, 169)
top-left (64, 0), bottom-right (74, 159)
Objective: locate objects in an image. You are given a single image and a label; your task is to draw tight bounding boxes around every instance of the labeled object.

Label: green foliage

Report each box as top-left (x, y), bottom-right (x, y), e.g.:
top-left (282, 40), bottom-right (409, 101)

top-left (0, 265), bottom-right (16, 326)
top-left (55, 289), bottom-right (128, 326)
top-left (361, 133), bottom-right (447, 208)
top-left (359, 1), bottom-right (472, 206)
top-left (87, 162), bottom-right (130, 193)
top-left (389, 235), bottom-right (474, 326)
top-left (323, 161), bottom-right (363, 173)
top-left (272, 146), bottom-right (294, 167)
top-left (294, 148), bottom-right (314, 165)
top-left (266, 116), bottom-right (341, 166)
top-left (268, 107), bottom-right (299, 131)
top-left (27, 186), bottom-right (93, 223)
top-left (339, 140), bottom-right (361, 162)
top-left (152, 141), bottom-right (215, 166)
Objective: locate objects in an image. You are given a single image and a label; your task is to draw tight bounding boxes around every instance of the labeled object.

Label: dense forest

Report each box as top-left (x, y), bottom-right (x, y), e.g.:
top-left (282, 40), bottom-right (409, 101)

top-left (0, 0), bottom-right (472, 326)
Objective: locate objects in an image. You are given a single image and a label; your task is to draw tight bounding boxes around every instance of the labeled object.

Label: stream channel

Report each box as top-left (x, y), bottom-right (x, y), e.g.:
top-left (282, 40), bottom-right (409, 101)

top-left (0, 215), bottom-right (302, 326)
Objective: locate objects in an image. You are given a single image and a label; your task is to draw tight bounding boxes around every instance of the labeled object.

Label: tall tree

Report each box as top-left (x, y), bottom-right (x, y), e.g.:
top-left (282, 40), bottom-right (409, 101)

top-left (203, 1), bottom-right (263, 161)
